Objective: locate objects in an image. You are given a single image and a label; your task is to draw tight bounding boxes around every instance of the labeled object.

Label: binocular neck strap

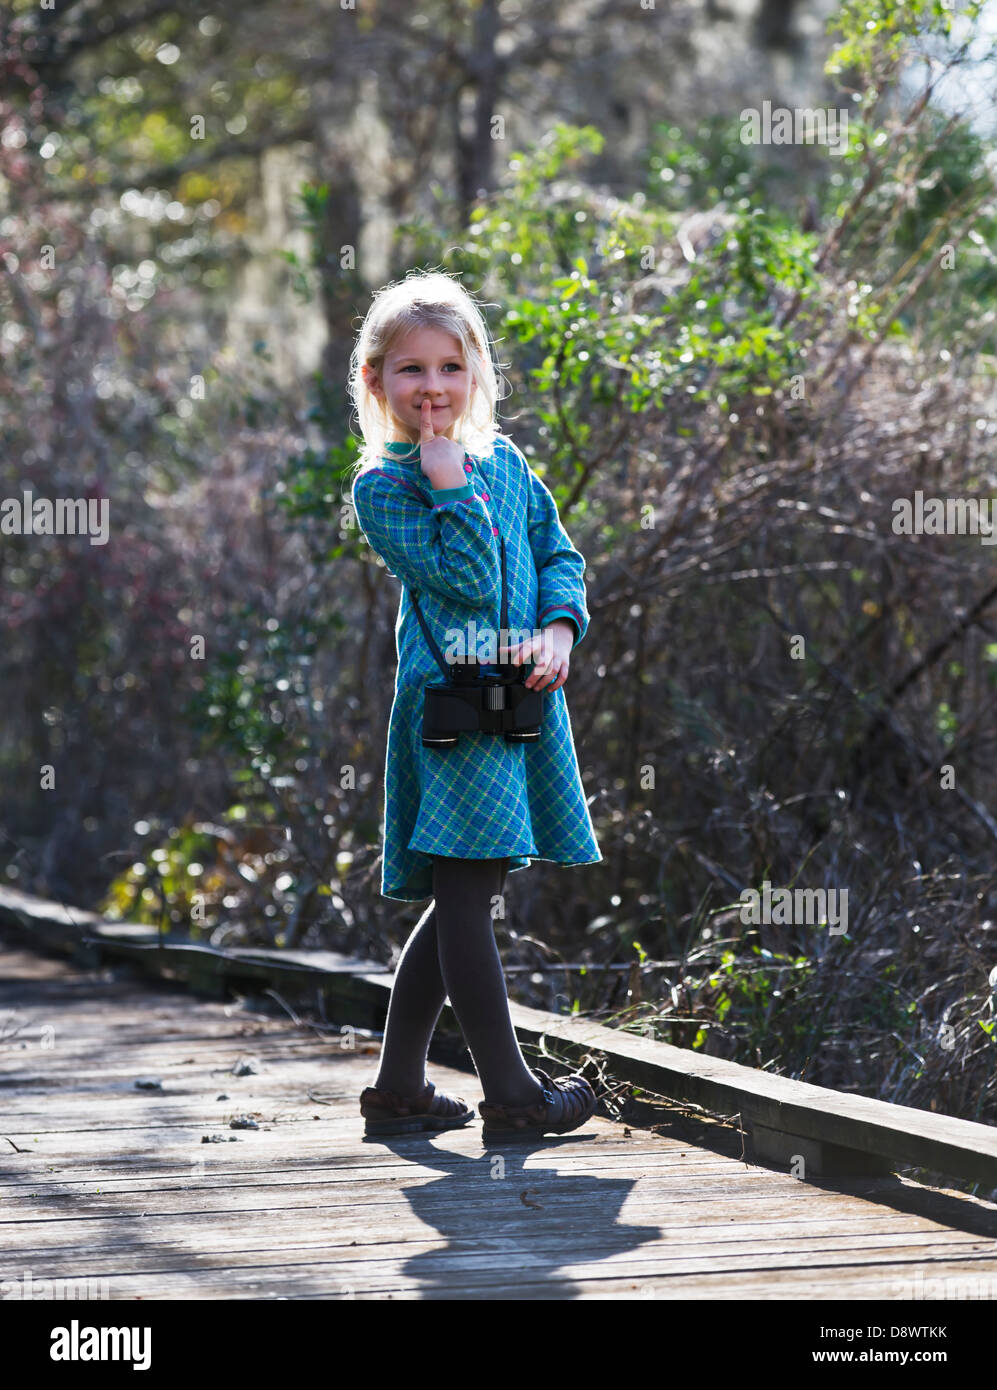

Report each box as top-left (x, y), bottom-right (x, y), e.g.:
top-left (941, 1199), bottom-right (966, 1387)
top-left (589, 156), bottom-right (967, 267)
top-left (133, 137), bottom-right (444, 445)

top-left (409, 534), bottom-right (509, 682)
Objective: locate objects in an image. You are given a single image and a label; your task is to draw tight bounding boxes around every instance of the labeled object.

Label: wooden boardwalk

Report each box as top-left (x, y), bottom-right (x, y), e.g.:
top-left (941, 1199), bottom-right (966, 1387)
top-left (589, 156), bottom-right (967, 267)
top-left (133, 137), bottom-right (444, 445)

top-left (3, 940), bottom-right (997, 1300)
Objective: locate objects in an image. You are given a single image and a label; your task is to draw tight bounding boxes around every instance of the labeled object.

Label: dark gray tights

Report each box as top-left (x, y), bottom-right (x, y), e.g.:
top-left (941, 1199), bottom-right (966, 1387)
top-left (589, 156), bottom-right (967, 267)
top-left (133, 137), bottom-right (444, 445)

top-left (373, 855), bottom-right (544, 1109)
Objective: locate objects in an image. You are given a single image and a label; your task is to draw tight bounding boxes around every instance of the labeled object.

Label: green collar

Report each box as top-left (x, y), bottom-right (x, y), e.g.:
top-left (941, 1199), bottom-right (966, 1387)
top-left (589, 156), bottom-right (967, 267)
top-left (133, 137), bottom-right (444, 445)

top-left (381, 440), bottom-right (421, 463)
top-left (379, 436), bottom-right (500, 469)
top-left (380, 438), bottom-right (479, 468)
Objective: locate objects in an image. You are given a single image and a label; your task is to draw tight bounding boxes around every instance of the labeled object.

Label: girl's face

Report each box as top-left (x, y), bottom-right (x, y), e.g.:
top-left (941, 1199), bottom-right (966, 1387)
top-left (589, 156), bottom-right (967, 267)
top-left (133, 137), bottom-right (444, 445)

top-left (363, 325), bottom-right (476, 443)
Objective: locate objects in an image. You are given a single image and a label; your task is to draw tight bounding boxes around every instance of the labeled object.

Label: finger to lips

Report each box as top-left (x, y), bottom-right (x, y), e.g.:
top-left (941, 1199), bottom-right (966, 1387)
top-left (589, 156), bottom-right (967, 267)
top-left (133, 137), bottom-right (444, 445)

top-left (421, 398), bottom-right (435, 439)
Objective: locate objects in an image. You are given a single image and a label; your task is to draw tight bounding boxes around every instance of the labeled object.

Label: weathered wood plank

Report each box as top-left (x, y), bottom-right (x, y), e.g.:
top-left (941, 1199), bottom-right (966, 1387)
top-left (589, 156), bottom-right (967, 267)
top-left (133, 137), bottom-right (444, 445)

top-left (2, 1246), bottom-right (995, 1301)
top-left (4, 1229), bottom-right (987, 1275)
top-left (5, 1242), bottom-right (995, 1295)
top-left (4, 1193), bottom-right (995, 1251)
top-left (3, 1195), bottom-right (994, 1270)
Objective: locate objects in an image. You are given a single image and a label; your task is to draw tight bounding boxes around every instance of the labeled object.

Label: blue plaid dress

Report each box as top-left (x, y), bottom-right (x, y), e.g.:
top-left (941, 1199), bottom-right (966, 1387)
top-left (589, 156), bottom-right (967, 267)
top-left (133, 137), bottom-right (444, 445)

top-left (351, 432), bottom-right (603, 901)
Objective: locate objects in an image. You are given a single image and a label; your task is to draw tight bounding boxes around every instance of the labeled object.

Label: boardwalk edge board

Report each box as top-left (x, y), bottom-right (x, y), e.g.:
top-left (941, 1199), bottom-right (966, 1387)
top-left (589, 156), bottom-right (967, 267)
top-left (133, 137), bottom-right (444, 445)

top-left (1, 884), bottom-right (995, 1187)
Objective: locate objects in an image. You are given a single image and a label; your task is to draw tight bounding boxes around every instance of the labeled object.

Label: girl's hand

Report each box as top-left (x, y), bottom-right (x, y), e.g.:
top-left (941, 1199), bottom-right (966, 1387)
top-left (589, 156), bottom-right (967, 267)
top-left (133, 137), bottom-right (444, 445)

top-left (498, 620), bottom-right (573, 692)
top-left (418, 398), bottom-right (467, 488)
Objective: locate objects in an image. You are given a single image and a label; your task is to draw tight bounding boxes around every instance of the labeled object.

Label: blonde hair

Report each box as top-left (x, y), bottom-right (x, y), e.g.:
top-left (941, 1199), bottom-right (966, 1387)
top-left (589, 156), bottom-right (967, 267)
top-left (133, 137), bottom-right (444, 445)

top-left (347, 268), bottom-right (510, 483)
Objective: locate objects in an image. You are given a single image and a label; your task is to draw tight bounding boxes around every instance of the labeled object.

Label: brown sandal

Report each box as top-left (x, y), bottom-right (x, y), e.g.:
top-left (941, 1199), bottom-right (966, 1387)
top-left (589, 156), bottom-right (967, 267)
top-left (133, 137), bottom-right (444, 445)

top-left (478, 1067), bottom-right (596, 1141)
top-left (360, 1079), bottom-right (475, 1136)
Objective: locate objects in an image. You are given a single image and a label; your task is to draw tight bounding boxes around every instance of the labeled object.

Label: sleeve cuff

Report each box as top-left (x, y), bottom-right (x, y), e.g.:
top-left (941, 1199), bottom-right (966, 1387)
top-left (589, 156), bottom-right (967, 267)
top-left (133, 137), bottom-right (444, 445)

top-left (539, 608), bottom-right (582, 644)
top-left (430, 483), bottom-right (476, 506)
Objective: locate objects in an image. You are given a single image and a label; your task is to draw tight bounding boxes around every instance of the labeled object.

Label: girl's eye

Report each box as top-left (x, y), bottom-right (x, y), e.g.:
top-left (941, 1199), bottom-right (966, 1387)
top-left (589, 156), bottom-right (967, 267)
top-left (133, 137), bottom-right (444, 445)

top-left (400, 363), bottom-right (463, 372)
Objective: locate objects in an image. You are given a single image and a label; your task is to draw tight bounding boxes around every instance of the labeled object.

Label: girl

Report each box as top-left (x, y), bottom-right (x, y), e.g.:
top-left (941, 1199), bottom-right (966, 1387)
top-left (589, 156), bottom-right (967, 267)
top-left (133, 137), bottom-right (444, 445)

top-left (348, 269), bottom-right (603, 1140)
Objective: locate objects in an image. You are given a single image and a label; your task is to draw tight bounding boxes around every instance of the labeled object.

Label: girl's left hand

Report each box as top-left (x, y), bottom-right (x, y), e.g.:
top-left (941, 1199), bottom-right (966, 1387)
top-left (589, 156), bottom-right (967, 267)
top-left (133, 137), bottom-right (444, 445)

top-left (498, 620), bottom-right (574, 692)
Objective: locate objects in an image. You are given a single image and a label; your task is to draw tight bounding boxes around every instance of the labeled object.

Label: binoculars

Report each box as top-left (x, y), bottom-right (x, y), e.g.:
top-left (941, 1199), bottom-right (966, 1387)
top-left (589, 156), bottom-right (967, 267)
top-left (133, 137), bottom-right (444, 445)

top-left (421, 663), bottom-right (545, 749)
top-left (407, 533), bottom-right (546, 751)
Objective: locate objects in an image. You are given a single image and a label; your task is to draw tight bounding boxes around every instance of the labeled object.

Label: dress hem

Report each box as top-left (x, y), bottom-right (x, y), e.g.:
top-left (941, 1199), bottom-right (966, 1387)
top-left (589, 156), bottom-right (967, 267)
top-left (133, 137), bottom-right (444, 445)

top-left (381, 852), bottom-right (604, 902)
